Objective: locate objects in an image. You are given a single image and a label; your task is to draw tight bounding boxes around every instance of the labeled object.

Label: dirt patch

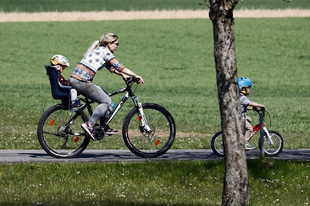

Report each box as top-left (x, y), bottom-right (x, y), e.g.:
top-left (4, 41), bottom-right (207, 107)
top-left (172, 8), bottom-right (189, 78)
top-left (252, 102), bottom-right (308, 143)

top-left (128, 129), bottom-right (211, 138)
top-left (0, 9), bottom-right (310, 22)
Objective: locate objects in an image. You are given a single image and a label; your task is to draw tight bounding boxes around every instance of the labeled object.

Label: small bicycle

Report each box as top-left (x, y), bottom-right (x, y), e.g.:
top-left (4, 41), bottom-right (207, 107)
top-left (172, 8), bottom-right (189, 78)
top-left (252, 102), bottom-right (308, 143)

top-left (211, 107), bottom-right (283, 157)
top-left (37, 66), bottom-right (176, 158)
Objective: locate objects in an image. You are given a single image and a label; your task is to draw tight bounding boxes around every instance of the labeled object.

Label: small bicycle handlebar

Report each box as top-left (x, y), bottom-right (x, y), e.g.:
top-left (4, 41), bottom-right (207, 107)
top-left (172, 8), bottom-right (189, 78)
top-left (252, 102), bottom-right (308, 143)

top-left (252, 106), bottom-right (267, 119)
top-left (252, 106), bottom-right (265, 112)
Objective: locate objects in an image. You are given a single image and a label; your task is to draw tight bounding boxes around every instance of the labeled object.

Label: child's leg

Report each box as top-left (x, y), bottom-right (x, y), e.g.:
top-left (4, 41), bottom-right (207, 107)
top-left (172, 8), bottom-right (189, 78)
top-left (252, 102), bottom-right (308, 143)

top-left (71, 89), bottom-right (78, 102)
top-left (70, 89), bottom-right (83, 108)
top-left (244, 116), bottom-right (253, 143)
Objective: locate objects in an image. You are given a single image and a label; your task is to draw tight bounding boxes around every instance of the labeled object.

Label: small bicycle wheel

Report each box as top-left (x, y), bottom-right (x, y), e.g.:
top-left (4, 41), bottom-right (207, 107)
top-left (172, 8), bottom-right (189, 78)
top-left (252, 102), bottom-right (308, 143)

top-left (211, 131), bottom-right (224, 157)
top-left (122, 103), bottom-right (176, 158)
top-left (259, 130), bottom-right (284, 157)
top-left (37, 104), bottom-right (90, 158)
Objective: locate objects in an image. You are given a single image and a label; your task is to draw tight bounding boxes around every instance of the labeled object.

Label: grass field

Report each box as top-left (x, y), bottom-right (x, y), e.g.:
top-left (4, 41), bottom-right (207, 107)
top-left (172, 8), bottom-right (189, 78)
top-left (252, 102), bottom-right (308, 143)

top-left (0, 159), bottom-right (310, 206)
top-left (1, 1), bottom-right (310, 206)
top-left (1, 0), bottom-right (310, 12)
top-left (0, 17), bottom-right (309, 150)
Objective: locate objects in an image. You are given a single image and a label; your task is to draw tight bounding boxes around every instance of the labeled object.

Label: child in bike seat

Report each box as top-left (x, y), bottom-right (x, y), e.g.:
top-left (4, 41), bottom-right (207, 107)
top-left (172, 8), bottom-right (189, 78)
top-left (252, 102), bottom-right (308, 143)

top-left (50, 54), bottom-right (83, 109)
top-left (238, 77), bottom-right (265, 150)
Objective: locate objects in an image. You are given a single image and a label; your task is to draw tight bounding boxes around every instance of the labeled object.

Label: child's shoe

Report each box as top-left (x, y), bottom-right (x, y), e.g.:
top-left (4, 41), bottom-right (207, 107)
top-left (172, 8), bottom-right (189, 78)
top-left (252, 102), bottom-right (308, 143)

top-left (245, 143), bottom-right (256, 150)
top-left (71, 98), bottom-right (83, 109)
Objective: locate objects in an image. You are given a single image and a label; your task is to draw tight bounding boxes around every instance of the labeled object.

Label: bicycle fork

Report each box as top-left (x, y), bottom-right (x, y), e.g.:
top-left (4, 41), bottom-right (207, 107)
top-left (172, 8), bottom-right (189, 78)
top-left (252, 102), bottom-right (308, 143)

top-left (262, 127), bottom-right (274, 146)
top-left (132, 96), bottom-right (152, 134)
top-left (251, 124), bottom-right (275, 146)
top-left (101, 93), bottom-right (152, 135)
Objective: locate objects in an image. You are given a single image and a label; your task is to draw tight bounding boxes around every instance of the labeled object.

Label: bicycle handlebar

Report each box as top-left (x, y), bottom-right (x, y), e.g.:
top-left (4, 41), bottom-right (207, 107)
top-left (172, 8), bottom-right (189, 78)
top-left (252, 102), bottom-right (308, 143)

top-left (124, 77), bottom-right (141, 85)
top-left (252, 106), bottom-right (266, 118)
top-left (252, 106), bottom-right (265, 112)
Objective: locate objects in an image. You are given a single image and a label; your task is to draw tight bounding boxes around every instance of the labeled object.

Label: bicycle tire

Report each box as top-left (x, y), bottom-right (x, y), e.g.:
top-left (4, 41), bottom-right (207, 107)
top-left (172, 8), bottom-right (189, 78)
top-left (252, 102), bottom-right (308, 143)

top-left (122, 103), bottom-right (176, 158)
top-left (37, 104), bottom-right (90, 158)
top-left (211, 131), bottom-right (224, 157)
top-left (259, 130), bottom-right (283, 157)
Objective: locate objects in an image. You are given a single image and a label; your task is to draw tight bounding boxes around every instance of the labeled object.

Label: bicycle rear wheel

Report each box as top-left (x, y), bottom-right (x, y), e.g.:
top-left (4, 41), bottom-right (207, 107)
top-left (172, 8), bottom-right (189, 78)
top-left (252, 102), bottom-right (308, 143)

top-left (211, 131), bottom-right (224, 157)
top-left (122, 103), bottom-right (176, 158)
top-left (37, 104), bottom-right (90, 158)
top-left (259, 130), bottom-right (284, 157)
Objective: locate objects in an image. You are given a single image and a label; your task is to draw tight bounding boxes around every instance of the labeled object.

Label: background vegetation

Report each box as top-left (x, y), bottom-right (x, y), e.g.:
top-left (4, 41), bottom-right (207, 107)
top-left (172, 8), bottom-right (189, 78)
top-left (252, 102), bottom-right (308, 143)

top-left (1, 0), bottom-right (310, 12)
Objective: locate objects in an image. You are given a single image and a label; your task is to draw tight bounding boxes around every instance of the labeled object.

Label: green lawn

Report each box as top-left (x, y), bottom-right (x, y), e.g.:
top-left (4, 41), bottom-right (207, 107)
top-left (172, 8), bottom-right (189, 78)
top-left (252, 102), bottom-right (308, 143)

top-left (0, 17), bottom-right (309, 150)
top-left (0, 2), bottom-right (310, 206)
top-left (0, 159), bottom-right (309, 206)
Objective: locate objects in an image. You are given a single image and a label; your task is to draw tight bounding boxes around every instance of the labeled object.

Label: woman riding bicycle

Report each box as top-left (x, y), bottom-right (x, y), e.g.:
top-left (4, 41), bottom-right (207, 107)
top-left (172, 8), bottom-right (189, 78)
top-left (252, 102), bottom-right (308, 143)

top-left (69, 32), bottom-right (144, 141)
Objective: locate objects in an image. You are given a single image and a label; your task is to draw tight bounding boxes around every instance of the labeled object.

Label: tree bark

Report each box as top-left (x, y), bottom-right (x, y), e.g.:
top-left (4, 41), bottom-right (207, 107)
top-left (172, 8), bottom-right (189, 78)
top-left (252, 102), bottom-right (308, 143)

top-left (208, 0), bottom-right (250, 205)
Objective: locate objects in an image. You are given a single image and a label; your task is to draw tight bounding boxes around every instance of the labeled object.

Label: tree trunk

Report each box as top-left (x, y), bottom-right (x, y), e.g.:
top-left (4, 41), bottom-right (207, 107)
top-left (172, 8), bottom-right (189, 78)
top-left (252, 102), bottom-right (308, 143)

top-left (208, 0), bottom-right (250, 205)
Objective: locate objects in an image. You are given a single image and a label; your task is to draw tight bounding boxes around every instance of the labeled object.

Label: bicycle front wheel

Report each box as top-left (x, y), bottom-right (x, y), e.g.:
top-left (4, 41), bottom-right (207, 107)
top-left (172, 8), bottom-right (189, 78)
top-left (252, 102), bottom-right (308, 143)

top-left (259, 130), bottom-right (284, 157)
top-left (211, 131), bottom-right (224, 157)
top-left (37, 104), bottom-right (90, 158)
top-left (122, 103), bottom-right (176, 158)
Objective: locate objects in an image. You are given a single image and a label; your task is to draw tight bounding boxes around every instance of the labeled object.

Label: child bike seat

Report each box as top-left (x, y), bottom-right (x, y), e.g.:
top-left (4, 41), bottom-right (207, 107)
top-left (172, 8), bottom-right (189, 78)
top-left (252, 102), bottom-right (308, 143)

top-left (45, 65), bottom-right (72, 100)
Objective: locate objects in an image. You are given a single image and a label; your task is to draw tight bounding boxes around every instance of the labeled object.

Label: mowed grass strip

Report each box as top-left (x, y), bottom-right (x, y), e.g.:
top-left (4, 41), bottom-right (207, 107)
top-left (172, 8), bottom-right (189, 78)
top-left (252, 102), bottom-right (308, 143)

top-left (0, 159), bottom-right (309, 206)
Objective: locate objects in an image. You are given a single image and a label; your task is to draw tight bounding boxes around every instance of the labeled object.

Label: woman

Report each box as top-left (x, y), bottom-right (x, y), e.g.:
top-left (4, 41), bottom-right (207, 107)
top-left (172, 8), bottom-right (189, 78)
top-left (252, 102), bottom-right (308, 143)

top-left (69, 33), bottom-right (144, 141)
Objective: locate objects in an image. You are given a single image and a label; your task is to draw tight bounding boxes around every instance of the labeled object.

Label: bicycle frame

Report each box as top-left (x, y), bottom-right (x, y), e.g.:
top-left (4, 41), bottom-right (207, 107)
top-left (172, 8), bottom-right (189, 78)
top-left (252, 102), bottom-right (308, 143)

top-left (76, 78), bottom-right (151, 134)
top-left (249, 113), bottom-right (275, 147)
top-left (106, 82), bottom-right (152, 132)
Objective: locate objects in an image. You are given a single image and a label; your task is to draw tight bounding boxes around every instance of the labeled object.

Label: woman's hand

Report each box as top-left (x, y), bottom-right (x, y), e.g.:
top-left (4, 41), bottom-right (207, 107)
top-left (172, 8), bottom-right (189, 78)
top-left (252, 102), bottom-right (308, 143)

top-left (121, 68), bottom-right (144, 84)
top-left (121, 73), bottom-right (130, 81)
top-left (134, 75), bottom-right (144, 84)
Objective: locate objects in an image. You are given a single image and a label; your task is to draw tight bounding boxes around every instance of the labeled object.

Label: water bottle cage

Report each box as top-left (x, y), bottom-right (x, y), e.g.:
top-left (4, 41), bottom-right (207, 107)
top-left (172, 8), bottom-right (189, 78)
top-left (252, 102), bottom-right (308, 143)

top-left (105, 103), bottom-right (116, 117)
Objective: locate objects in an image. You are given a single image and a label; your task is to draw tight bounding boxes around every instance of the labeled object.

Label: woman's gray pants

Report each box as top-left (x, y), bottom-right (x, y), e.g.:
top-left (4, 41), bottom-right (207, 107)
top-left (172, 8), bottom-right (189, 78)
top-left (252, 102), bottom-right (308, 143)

top-left (69, 78), bottom-right (111, 127)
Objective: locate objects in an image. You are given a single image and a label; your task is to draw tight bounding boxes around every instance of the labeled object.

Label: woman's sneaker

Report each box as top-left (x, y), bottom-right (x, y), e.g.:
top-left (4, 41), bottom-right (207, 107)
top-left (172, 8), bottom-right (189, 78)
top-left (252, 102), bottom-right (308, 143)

top-left (81, 122), bottom-right (96, 141)
top-left (106, 128), bottom-right (119, 135)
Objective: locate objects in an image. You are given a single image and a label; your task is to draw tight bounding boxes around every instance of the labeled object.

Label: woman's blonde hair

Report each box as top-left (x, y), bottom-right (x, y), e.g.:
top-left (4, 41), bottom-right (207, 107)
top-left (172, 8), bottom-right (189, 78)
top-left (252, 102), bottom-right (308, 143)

top-left (84, 33), bottom-right (118, 56)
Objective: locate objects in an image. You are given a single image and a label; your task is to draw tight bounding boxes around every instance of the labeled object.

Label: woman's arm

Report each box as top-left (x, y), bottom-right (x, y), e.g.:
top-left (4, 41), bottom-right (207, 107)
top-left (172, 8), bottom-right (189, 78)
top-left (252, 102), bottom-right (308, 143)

top-left (113, 69), bottom-right (130, 80)
top-left (108, 58), bottom-right (144, 84)
top-left (121, 67), bottom-right (144, 84)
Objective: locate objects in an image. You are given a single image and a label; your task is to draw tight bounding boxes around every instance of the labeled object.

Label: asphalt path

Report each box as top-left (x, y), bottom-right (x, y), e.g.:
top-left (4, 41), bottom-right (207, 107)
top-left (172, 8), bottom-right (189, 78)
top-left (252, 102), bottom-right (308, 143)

top-left (0, 149), bottom-right (309, 163)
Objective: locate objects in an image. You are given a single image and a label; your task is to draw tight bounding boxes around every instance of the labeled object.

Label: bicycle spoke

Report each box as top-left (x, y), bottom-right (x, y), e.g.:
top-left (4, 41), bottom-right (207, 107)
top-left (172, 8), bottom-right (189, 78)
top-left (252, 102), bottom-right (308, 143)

top-left (38, 105), bottom-right (90, 158)
top-left (123, 103), bottom-right (175, 158)
top-left (263, 131), bottom-right (283, 156)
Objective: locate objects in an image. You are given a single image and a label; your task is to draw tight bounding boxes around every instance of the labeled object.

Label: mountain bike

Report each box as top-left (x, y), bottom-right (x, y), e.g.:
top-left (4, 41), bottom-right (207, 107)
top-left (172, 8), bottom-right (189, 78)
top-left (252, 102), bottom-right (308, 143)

top-left (211, 107), bottom-right (283, 157)
top-left (37, 76), bottom-right (176, 158)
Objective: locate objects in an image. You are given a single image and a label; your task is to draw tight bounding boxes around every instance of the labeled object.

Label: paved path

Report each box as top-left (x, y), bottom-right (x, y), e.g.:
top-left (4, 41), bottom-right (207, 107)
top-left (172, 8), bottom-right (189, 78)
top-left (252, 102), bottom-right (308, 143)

top-left (0, 149), bottom-right (309, 163)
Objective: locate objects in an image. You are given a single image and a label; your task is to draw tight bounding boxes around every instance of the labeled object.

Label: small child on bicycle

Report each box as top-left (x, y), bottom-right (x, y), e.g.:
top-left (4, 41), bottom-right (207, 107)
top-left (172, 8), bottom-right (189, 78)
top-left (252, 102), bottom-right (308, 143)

top-left (238, 77), bottom-right (265, 150)
top-left (50, 54), bottom-right (83, 109)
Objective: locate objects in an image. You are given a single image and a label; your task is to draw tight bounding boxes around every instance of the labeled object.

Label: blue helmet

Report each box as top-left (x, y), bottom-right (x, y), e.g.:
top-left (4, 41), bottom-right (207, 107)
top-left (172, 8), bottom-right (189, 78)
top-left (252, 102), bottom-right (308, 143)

top-left (238, 77), bottom-right (252, 93)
